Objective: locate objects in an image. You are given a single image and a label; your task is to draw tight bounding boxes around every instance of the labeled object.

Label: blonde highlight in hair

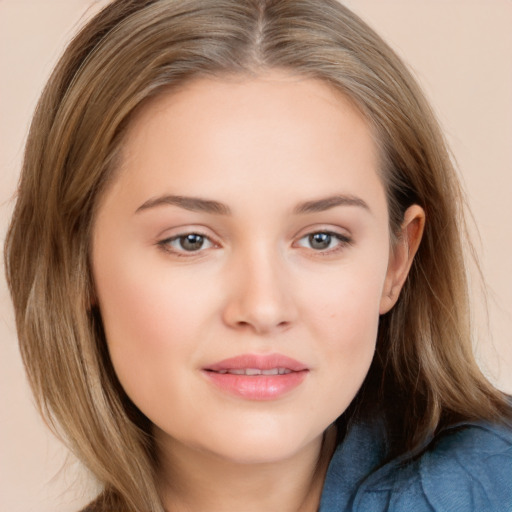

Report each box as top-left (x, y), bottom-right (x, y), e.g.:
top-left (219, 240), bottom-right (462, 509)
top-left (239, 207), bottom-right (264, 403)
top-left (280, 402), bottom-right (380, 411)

top-left (5, 0), bottom-right (511, 509)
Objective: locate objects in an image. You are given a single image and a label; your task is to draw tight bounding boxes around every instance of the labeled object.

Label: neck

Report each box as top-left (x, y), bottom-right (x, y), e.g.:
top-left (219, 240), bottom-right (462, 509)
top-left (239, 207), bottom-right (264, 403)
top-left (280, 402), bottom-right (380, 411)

top-left (157, 426), bottom-right (337, 512)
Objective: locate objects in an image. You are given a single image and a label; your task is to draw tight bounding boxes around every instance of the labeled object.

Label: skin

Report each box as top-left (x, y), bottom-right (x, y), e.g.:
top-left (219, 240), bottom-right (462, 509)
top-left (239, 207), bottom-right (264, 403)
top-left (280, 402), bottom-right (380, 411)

top-left (91, 71), bottom-right (424, 511)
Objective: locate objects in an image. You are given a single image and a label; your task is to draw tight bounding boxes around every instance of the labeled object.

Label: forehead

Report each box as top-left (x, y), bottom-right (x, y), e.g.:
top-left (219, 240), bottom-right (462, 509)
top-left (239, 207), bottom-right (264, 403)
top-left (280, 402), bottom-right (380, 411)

top-left (109, 71), bottom-right (385, 215)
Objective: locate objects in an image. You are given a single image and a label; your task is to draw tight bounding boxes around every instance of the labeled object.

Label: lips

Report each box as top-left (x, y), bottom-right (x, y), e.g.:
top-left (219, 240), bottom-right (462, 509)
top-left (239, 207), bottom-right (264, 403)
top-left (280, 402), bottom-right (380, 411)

top-left (213, 368), bottom-right (293, 376)
top-left (205, 353), bottom-right (308, 373)
top-left (203, 353), bottom-right (309, 400)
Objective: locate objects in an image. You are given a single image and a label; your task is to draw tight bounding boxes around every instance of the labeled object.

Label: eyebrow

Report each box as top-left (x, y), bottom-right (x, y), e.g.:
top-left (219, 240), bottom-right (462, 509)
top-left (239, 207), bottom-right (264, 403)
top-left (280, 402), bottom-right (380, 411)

top-left (136, 195), bottom-right (231, 215)
top-left (135, 193), bottom-right (370, 216)
top-left (293, 195), bottom-right (371, 215)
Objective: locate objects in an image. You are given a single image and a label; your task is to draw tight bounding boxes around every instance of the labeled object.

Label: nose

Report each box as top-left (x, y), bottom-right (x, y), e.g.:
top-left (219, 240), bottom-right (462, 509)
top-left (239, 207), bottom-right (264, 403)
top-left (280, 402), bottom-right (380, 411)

top-left (222, 248), bottom-right (297, 335)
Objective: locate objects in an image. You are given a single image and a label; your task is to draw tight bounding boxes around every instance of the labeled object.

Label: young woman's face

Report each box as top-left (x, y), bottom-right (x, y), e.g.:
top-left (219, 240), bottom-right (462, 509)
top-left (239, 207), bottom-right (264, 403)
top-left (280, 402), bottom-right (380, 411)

top-left (92, 72), bottom-right (414, 464)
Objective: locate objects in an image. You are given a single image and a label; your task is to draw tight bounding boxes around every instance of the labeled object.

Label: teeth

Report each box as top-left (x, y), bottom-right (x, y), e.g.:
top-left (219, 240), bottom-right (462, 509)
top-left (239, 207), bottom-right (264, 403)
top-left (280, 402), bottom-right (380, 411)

top-left (215, 368), bottom-right (292, 376)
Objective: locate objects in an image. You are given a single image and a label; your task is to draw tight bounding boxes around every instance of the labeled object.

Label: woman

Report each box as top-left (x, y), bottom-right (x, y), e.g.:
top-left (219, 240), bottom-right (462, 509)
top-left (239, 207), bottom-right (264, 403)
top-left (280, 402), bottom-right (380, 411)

top-left (4, 0), bottom-right (512, 510)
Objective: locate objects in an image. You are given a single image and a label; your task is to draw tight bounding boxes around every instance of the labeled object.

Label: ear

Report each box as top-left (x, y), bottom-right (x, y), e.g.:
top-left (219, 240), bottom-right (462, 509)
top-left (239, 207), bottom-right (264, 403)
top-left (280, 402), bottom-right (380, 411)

top-left (379, 204), bottom-right (425, 314)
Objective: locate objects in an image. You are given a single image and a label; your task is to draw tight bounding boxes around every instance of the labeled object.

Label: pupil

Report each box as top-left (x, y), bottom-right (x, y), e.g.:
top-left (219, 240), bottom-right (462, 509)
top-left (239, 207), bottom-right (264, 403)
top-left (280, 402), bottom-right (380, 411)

top-left (180, 234), bottom-right (204, 251)
top-left (309, 233), bottom-right (331, 250)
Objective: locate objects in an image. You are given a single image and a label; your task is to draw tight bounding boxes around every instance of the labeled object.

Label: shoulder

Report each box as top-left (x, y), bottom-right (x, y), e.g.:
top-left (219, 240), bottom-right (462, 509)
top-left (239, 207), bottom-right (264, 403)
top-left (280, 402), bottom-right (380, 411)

top-left (355, 421), bottom-right (512, 512)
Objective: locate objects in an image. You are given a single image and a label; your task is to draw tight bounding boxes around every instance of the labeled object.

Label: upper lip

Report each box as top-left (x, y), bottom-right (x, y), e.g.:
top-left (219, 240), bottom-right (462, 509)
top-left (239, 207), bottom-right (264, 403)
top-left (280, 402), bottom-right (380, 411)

top-left (204, 353), bottom-right (309, 372)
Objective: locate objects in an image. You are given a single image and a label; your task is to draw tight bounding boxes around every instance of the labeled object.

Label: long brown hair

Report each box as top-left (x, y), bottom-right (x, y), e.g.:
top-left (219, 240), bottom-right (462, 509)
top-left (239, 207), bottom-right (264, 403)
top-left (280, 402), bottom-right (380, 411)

top-left (5, 0), bottom-right (510, 510)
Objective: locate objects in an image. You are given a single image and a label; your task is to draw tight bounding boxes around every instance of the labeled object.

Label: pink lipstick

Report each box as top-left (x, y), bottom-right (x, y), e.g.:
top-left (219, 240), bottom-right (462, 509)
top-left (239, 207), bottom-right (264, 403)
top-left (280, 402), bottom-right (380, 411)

top-left (203, 353), bottom-right (309, 400)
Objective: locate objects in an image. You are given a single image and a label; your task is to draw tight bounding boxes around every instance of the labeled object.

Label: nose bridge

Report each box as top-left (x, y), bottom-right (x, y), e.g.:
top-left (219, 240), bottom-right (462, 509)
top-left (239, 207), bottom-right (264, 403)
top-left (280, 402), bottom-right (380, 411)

top-left (222, 239), bottom-right (295, 334)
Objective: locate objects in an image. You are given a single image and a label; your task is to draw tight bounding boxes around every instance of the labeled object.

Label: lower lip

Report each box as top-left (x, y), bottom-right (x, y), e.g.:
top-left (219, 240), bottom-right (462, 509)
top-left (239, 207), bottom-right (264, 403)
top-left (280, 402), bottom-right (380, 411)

top-left (203, 370), bottom-right (308, 400)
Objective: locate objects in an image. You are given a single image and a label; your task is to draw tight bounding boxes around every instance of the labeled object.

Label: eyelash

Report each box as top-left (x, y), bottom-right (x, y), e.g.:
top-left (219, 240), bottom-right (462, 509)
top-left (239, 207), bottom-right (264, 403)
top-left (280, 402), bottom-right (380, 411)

top-left (157, 230), bottom-right (352, 258)
top-left (295, 231), bottom-right (353, 255)
top-left (157, 231), bottom-right (216, 258)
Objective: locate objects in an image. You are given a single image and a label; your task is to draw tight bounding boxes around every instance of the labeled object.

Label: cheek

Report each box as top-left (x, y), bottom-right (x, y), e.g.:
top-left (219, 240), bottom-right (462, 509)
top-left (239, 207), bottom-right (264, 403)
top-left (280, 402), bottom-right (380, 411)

top-left (304, 257), bottom-right (386, 343)
top-left (93, 249), bottom-right (204, 400)
top-left (299, 258), bottom-right (386, 412)
top-left (97, 263), bottom-right (178, 348)
top-left (95, 240), bottom-right (215, 345)
top-left (320, 279), bottom-right (381, 375)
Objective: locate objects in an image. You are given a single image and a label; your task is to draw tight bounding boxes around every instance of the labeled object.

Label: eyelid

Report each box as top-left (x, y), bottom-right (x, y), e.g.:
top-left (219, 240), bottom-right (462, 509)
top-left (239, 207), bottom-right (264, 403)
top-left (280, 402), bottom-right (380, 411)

top-left (297, 231), bottom-right (351, 245)
top-left (155, 225), bottom-right (353, 258)
top-left (292, 227), bottom-right (353, 254)
top-left (292, 223), bottom-right (352, 241)
top-left (156, 227), bottom-right (220, 257)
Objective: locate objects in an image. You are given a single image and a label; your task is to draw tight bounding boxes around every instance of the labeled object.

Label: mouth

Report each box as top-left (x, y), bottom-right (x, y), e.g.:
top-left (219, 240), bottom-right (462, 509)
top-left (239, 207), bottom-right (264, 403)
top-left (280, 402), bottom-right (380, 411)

top-left (202, 353), bottom-right (309, 400)
top-left (208, 367), bottom-right (293, 376)
top-left (204, 353), bottom-right (308, 372)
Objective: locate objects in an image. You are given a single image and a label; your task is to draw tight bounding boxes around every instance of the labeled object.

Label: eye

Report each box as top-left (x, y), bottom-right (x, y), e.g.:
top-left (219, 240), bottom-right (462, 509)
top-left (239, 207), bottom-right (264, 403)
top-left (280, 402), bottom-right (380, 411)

top-left (158, 232), bottom-right (215, 254)
top-left (296, 231), bottom-right (351, 252)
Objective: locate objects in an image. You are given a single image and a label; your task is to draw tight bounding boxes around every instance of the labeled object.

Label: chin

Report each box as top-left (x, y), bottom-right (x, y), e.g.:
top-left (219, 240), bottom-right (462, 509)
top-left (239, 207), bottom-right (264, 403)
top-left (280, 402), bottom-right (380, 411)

top-left (193, 423), bottom-right (322, 466)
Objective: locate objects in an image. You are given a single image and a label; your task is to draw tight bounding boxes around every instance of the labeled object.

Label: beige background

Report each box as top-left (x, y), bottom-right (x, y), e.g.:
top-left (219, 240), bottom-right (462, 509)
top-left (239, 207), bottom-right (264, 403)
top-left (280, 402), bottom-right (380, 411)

top-left (1, 1), bottom-right (511, 511)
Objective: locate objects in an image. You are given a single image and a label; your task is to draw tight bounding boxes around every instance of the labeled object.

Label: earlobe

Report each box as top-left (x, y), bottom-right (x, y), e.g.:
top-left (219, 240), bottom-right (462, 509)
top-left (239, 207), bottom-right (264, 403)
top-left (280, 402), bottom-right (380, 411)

top-left (379, 204), bottom-right (425, 314)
